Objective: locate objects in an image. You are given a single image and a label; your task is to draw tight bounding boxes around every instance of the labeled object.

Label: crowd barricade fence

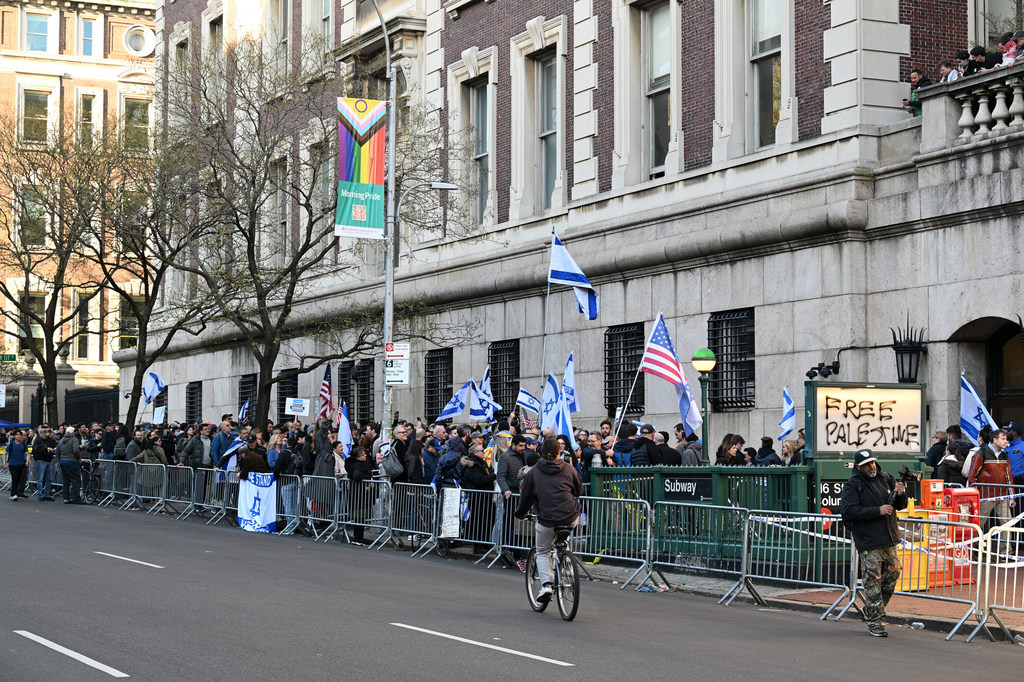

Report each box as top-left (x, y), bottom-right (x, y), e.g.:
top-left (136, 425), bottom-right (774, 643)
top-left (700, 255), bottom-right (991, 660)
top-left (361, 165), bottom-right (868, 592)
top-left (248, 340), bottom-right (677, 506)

top-left (0, 466), bottom-right (9, 492)
top-left (208, 471), bottom-right (240, 526)
top-left (163, 466), bottom-right (195, 519)
top-left (300, 475), bottom-right (341, 541)
top-left (723, 510), bottom-right (854, 620)
top-left (106, 461), bottom-right (137, 510)
top-left (432, 487), bottom-right (501, 565)
top-left (969, 526), bottom-right (1024, 642)
top-left (390, 482), bottom-right (440, 557)
top-left (335, 478), bottom-right (393, 549)
top-left (275, 474), bottom-right (303, 535)
top-left (134, 463), bottom-right (167, 514)
top-left (571, 496), bottom-right (653, 590)
top-left (651, 502), bottom-right (749, 590)
top-left (491, 492), bottom-right (530, 568)
top-left (974, 483), bottom-right (1024, 530)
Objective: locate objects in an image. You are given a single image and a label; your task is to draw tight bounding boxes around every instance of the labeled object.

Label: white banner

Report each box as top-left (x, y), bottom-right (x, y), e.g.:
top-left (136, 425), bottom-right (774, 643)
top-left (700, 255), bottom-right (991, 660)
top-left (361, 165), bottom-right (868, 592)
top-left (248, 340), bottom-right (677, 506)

top-left (238, 472), bottom-right (277, 533)
top-left (439, 487), bottom-right (461, 538)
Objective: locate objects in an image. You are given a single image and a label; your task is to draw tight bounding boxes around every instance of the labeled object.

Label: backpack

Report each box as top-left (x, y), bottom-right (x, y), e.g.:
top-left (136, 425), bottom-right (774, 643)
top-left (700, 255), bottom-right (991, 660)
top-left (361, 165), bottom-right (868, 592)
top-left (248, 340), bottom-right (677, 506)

top-left (380, 443), bottom-right (404, 479)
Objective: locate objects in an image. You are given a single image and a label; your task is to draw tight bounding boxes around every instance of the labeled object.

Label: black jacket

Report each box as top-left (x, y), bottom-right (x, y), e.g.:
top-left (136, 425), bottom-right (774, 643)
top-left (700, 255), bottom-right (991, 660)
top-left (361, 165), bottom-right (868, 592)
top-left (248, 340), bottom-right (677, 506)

top-left (406, 451), bottom-right (425, 484)
top-left (497, 448), bottom-right (527, 494)
top-left (652, 443), bottom-right (681, 466)
top-left (630, 437), bottom-right (654, 467)
top-left (841, 469), bottom-right (907, 551)
top-left (515, 458), bottom-right (582, 527)
top-left (459, 454), bottom-right (496, 491)
top-left (924, 441), bottom-right (947, 468)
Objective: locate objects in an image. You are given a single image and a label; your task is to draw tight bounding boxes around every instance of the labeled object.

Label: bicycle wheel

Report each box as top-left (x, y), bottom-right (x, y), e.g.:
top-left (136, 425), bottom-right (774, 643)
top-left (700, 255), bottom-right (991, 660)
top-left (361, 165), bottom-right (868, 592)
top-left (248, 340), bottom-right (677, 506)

top-left (84, 476), bottom-right (101, 505)
top-left (525, 549), bottom-right (548, 612)
top-left (555, 549), bottom-right (580, 621)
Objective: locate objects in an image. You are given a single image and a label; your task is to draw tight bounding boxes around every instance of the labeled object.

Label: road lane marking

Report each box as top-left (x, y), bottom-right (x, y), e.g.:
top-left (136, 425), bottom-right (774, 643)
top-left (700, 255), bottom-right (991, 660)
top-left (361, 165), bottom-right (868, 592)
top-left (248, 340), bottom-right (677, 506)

top-left (15, 630), bottom-right (130, 678)
top-left (390, 623), bottom-right (573, 667)
top-left (94, 552), bottom-right (164, 569)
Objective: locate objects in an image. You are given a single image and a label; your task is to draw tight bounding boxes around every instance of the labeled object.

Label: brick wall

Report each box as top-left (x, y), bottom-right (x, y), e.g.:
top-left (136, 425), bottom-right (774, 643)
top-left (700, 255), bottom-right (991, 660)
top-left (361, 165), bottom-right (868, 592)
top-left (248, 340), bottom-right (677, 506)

top-left (593, 0), bottom-right (613, 193)
top-left (794, 0), bottom-right (829, 141)
top-left (443, 0), bottom-right (574, 224)
top-left (899, 0), bottom-right (967, 83)
top-left (681, 0), bottom-right (714, 169)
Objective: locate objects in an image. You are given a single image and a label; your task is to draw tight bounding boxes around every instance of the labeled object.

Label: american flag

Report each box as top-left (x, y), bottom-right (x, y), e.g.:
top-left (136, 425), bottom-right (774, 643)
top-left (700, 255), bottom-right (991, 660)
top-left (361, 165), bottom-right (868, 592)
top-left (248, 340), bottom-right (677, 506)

top-left (640, 314), bottom-right (685, 385)
top-left (317, 365), bottom-right (333, 419)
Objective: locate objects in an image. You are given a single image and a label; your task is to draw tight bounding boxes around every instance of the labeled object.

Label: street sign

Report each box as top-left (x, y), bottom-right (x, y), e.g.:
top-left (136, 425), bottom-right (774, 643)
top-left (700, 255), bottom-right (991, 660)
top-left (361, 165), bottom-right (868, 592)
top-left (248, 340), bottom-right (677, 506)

top-left (385, 342), bottom-right (410, 360)
top-left (385, 358), bottom-right (410, 386)
top-left (0, 354), bottom-right (16, 362)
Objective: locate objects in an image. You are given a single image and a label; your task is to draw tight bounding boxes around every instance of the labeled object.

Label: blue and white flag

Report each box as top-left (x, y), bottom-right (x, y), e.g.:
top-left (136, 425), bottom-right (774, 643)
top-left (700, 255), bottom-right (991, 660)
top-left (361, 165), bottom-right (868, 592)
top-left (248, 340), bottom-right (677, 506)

top-left (470, 369), bottom-right (501, 423)
top-left (961, 372), bottom-right (998, 443)
top-left (141, 371), bottom-right (166, 405)
top-left (239, 400), bottom-right (250, 421)
top-left (562, 353), bottom-right (579, 413)
top-left (548, 234), bottom-right (599, 320)
top-left (540, 373), bottom-right (560, 431)
top-left (437, 379), bottom-right (472, 421)
top-left (778, 387), bottom-right (796, 441)
top-left (516, 388), bottom-right (541, 414)
top-left (337, 402), bottom-right (353, 458)
top-left (555, 388), bottom-right (575, 447)
top-left (238, 471), bottom-right (277, 533)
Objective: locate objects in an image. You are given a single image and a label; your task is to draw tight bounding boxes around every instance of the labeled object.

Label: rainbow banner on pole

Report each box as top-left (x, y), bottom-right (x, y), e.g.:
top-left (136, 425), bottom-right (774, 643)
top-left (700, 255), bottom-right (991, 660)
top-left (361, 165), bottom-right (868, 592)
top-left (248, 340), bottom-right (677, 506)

top-left (335, 97), bottom-right (387, 239)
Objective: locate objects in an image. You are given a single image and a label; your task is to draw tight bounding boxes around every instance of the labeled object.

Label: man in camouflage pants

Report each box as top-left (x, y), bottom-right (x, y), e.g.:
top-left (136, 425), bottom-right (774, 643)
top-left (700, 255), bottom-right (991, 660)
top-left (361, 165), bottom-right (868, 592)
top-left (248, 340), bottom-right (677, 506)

top-left (841, 449), bottom-right (907, 637)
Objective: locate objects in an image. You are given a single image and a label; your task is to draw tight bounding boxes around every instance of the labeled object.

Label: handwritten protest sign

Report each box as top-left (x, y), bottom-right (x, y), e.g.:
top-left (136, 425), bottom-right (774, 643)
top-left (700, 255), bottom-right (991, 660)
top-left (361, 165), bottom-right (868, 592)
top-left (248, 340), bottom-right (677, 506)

top-left (813, 384), bottom-right (923, 455)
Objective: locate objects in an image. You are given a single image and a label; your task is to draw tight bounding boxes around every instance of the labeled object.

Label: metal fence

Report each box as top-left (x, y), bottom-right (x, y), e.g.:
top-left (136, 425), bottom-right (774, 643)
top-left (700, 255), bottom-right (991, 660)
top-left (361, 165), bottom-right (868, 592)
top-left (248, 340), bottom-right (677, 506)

top-left (970, 525), bottom-right (1024, 642)
top-left (390, 483), bottom-right (439, 557)
top-left (300, 475), bottom-right (340, 542)
top-left (337, 479), bottom-right (393, 549)
top-left (164, 466), bottom-right (195, 519)
top-left (134, 463), bottom-right (167, 514)
top-left (276, 474), bottom-right (302, 534)
top-left (651, 502), bottom-right (749, 586)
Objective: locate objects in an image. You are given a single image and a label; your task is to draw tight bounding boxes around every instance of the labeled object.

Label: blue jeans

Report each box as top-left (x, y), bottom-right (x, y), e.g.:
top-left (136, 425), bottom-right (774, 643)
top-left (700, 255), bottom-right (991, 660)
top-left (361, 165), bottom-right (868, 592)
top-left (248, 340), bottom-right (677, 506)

top-left (101, 451), bottom-right (115, 488)
top-left (281, 481), bottom-right (298, 528)
top-left (60, 461), bottom-right (81, 502)
top-left (36, 460), bottom-right (52, 498)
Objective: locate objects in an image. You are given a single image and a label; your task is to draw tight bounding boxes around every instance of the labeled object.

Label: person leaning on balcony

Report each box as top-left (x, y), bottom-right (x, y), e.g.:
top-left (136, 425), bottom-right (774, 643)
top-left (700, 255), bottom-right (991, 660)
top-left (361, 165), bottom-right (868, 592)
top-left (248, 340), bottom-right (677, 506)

top-left (937, 60), bottom-right (960, 84)
top-left (967, 45), bottom-right (1002, 75)
top-left (902, 68), bottom-right (932, 116)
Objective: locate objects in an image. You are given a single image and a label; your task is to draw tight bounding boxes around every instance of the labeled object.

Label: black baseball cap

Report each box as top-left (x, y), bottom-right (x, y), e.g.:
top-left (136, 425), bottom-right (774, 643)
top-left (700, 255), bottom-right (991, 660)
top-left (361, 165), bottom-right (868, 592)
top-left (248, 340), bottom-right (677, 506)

top-left (853, 449), bottom-right (877, 467)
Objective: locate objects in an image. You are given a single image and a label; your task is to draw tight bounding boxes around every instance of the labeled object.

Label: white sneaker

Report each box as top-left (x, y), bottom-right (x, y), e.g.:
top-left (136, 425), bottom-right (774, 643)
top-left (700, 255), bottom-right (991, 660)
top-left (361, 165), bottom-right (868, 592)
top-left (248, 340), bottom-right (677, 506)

top-left (537, 584), bottom-right (553, 602)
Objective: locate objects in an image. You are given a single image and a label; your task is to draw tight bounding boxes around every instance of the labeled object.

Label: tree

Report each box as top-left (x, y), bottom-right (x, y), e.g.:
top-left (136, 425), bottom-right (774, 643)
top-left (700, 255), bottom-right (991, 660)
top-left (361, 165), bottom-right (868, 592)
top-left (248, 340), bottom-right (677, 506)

top-left (158, 33), bottom-right (479, 429)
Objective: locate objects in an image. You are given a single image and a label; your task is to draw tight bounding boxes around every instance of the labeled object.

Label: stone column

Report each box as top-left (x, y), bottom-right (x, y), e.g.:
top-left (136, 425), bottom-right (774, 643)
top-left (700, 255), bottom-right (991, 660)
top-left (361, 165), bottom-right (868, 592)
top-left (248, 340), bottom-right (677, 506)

top-left (54, 347), bottom-right (78, 424)
top-left (14, 353), bottom-right (42, 425)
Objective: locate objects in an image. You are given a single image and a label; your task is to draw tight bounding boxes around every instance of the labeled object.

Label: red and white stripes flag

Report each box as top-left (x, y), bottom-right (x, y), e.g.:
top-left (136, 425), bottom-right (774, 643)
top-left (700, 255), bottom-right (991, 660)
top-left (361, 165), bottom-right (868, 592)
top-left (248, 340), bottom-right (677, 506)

top-left (317, 365), bottom-right (333, 420)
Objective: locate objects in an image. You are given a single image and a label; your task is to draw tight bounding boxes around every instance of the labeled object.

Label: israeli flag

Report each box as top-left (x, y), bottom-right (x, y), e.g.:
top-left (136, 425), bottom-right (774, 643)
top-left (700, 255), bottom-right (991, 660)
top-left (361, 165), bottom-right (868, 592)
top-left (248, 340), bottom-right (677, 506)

top-left (238, 471), bottom-right (277, 533)
top-left (540, 373), bottom-right (560, 431)
top-left (470, 371), bottom-right (501, 423)
top-left (562, 353), bottom-right (579, 413)
top-left (778, 387), bottom-right (796, 441)
top-left (960, 372), bottom-right (998, 443)
top-left (437, 380), bottom-right (472, 421)
top-left (555, 388), bottom-right (576, 447)
top-left (239, 400), bottom-right (250, 420)
top-left (337, 402), bottom-right (353, 458)
top-left (675, 379), bottom-right (703, 437)
top-left (141, 371), bottom-right (166, 405)
top-left (516, 388), bottom-right (541, 414)
top-left (548, 234), bottom-right (599, 320)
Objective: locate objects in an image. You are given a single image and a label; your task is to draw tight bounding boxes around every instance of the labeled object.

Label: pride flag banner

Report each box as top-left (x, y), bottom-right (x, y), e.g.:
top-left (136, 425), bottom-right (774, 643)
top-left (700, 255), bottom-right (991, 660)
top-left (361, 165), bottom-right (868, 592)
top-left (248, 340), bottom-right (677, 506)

top-left (335, 97), bottom-right (387, 239)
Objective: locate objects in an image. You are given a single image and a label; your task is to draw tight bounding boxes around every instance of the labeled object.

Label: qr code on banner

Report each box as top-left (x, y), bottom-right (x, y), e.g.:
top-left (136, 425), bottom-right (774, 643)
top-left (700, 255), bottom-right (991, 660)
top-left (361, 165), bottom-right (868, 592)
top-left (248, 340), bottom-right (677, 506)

top-left (352, 204), bottom-right (367, 222)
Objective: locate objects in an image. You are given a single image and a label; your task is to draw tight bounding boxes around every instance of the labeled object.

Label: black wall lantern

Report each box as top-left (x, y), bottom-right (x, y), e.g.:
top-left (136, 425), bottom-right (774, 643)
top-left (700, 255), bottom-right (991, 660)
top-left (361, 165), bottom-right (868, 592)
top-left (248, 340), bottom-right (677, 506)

top-left (890, 316), bottom-right (927, 383)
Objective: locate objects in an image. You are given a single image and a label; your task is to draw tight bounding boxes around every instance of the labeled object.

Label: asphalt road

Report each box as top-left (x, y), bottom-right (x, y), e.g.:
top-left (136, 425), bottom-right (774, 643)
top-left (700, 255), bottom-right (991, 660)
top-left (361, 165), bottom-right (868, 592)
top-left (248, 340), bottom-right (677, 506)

top-left (1, 500), bottom-right (1021, 681)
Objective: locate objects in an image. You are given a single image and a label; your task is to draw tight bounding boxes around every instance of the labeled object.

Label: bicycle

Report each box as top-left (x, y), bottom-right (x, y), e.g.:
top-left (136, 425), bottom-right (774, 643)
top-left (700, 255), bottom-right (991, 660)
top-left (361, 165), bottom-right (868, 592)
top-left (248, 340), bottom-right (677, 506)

top-left (524, 516), bottom-right (581, 621)
top-left (80, 459), bottom-right (103, 505)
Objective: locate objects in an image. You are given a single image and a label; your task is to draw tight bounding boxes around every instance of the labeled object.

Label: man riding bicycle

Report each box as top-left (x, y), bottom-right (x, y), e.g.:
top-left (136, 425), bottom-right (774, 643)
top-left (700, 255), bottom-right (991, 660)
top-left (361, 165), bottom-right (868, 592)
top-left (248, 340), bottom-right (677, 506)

top-left (515, 437), bottom-right (582, 603)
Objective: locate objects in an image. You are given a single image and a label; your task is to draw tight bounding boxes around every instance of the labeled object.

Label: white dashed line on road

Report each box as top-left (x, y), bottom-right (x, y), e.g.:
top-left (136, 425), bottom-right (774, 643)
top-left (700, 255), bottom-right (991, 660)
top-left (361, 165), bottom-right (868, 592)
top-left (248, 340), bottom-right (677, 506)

top-left (94, 551), bottom-right (164, 568)
top-left (15, 630), bottom-right (130, 678)
top-left (390, 622), bottom-right (574, 667)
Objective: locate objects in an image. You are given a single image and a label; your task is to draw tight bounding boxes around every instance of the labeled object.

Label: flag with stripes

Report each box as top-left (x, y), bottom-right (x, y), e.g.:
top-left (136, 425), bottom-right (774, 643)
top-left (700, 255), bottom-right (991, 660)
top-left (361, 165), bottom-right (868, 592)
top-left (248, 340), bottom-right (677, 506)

top-left (640, 313), bottom-right (703, 436)
top-left (778, 387), bottom-right (795, 441)
top-left (239, 399), bottom-right (250, 421)
top-left (316, 365), bottom-right (333, 420)
top-left (548, 234), bottom-right (599, 320)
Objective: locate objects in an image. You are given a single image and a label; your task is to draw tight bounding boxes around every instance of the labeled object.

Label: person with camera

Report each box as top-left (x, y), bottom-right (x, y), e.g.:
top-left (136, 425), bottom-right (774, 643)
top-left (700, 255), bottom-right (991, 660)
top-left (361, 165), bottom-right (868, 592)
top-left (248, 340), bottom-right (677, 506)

top-left (840, 449), bottom-right (907, 637)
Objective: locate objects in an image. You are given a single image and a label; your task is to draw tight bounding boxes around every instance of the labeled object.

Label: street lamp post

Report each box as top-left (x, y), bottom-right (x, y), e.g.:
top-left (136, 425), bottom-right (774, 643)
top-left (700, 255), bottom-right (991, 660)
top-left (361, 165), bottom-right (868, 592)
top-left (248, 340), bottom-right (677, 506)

top-left (691, 348), bottom-right (717, 464)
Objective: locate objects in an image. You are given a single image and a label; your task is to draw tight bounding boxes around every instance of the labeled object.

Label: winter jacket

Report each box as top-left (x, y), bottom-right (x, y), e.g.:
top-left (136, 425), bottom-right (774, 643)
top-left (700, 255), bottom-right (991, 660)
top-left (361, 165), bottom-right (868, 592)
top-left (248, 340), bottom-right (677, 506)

top-left (300, 440), bottom-right (314, 476)
top-left (56, 432), bottom-right (83, 463)
top-left (434, 437), bottom-right (467, 486)
top-left (630, 437), bottom-right (654, 467)
top-left (345, 455), bottom-right (372, 483)
top-left (515, 458), bottom-right (582, 528)
top-left (755, 448), bottom-right (783, 466)
top-left (406, 452), bottom-right (425, 484)
top-left (680, 442), bottom-right (702, 467)
top-left (125, 438), bottom-right (143, 462)
top-left (497, 448), bottom-right (527, 494)
top-left (180, 434), bottom-right (210, 469)
top-left (612, 439), bottom-right (635, 466)
top-left (314, 423), bottom-right (332, 462)
top-left (239, 449), bottom-right (271, 481)
top-left (924, 441), bottom-right (947, 468)
top-left (273, 447), bottom-right (300, 478)
top-left (840, 469), bottom-right (907, 551)
top-left (652, 443), bottom-right (682, 466)
top-left (935, 453), bottom-right (967, 486)
top-left (210, 430), bottom-right (233, 464)
top-left (101, 429), bottom-right (117, 454)
top-left (459, 453), bottom-right (496, 491)
top-left (132, 446), bottom-right (169, 488)
top-left (113, 436), bottom-right (127, 460)
top-left (31, 435), bottom-right (56, 463)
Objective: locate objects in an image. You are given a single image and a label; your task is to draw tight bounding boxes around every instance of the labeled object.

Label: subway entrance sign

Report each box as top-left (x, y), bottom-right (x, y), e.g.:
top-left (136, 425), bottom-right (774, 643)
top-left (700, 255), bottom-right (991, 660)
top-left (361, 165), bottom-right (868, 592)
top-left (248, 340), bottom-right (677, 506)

top-left (0, 354), bottom-right (16, 362)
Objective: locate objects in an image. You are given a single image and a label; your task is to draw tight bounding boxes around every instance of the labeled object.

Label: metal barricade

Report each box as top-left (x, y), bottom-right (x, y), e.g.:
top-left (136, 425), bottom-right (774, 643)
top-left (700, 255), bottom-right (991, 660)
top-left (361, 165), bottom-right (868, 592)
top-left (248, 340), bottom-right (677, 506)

top-left (300, 475), bottom-right (340, 541)
top-left (490, 492), bottom-right (530, 568)
top-left (208, 471), bottom-right (240, 526)
top-left (724, 510), bottom-right (854, 619)
top-left (433, 487), bottom-right (501, 564)
top-left (106, 461), bottom-right (137, 510)
top-left (971, 526), bottom-right (1024, 642)
top-left (975, 483), bottom-right (1024, 531)
top-left (164, 466), bottom-right (196, 519)
top-left (86, 459), bottom-right (115, 505)
top-left (574, 496), bottom-right (654, 590)
top-left (651, 502), bottom-right (749, 589)
top-left (134, 463), bottom-right (167, 514)
top-left (275, 474), bottom-right (303, 534)
top-left (390, 483), bottom-right (440, 557)
top-left (0, 466), bottom-right (9, 492)
top-left (337, 478), bottom-right (393, 549)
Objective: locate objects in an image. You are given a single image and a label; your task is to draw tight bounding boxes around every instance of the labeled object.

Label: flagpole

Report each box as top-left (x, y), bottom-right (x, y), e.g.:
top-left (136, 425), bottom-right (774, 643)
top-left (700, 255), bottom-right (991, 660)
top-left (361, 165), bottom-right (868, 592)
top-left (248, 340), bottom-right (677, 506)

top-left (611, 367), bottom-right (643, 440)
top-left (540, 228), bottom-right (555, 392)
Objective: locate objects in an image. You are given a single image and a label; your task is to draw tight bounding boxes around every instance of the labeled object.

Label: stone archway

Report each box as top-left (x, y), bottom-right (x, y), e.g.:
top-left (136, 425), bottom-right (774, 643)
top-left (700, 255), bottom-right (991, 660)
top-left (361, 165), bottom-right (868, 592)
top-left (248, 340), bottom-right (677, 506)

top-left (948, 317), bottom-right (1024, 426)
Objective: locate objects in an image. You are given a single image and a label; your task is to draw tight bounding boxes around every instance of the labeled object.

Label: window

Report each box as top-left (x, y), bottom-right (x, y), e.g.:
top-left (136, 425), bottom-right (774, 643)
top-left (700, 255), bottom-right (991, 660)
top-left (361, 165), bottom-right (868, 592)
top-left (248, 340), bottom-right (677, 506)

top-left (123, 25), bottom-right (156, 57)
top-left (355, 359), bottom-right (374, 424)
top-left (312, 142), bottom-right (333, 227)
top-left (707, 308), bottom-right (756, 410)
top-left (118, 297), bottom-right (140, 350)
top-left (488, 340), bottom-right (519, 420)
top-left (645, 3), bottom-right (671, 175)
top-left (424, 349), bottom-right (453, 422)
top-left (123, 99), bottom-right (151, 149)
top-left (604, 324), bottom-right (645, 418)
top-left (269, 158), bottom-right (289, 264)
top-left (81, 18), bottom-right (95, 56)
top-left (19, 294), bottom-right (45, 352)
top-left (336, 361), bottom-right (354, 413)
top-left (76, 292), bottom-right (92, 360)
top-left (79, 95), bottom-right (95, 145)
top-left (276, 373), bottom-right (299, 420)
top-left (537, 53), bottom-right (558, 211)
top-left (185, 381), bottom-right (203, 424)
top-left (176, 39), bottom-right (190, 73)
top-left (471, 81), bottom-right (489, 221)
top-left (154, 387), bottom-right (168, 412)
top-left (26, 13), bottom-right (48, 52)
top-left (274, 0), bottom-right (290, 74)
top-left (18, 186), bottom-right (48, 247)
top-left (238, 373), bottom-right (258, 414)
top-left (750, 0), bottom-right (781, 148)
top-left (320, 0), bottom-right (332, 44)
top-left (22, 90), bottom-right (49, 143)
top-left (209, 18), bottom-right (223, 57)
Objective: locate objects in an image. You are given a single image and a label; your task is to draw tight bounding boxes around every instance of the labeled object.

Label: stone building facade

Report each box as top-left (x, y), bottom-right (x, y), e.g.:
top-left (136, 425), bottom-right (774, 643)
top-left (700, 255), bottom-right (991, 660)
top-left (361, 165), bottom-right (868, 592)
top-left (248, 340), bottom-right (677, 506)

top-left (128, 0), bottom-right (1023, 444)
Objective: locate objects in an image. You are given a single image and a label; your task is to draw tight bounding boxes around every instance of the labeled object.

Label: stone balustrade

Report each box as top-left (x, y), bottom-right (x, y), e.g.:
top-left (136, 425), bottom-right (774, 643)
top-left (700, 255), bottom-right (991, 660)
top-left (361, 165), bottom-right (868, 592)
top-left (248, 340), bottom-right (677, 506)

top-left (918, 63), bottom-right (1024, 154)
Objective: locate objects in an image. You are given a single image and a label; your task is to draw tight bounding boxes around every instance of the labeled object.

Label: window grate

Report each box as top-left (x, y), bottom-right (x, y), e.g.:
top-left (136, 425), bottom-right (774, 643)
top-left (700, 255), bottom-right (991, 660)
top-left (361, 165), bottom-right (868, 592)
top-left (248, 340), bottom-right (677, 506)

top-left (707, 308), bottom-right (756, 411)
top-left (238, 373), bottom-right (257, 414)
top-left (185, 381), bottom-right (203, 424)
top-left (336, 361), bottom-right (354, 415)
top-left (424, 348), bottom-right (453, 423)
top-left (604, 324), bottom-right (645, 418)
top-left (276, 374), bottom-right (298, 422)
top-left (355, 359), bottom-right (374, 425)
top-left (488, 340), bottom-right (519, 421)
top-left (154, 386), bottom-right (168, 418)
